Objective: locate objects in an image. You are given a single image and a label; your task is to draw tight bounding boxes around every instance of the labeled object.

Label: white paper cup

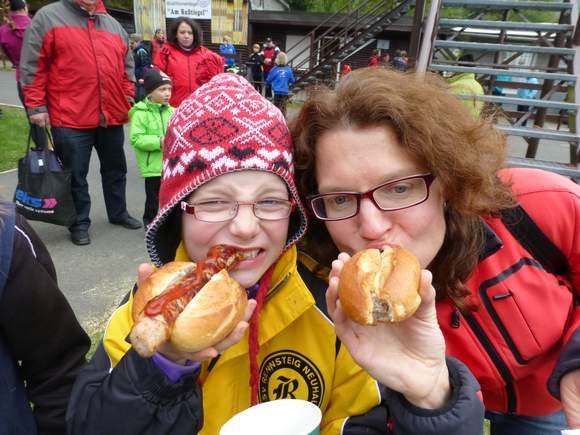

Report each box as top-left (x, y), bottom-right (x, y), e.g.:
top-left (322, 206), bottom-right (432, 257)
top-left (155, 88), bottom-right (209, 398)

top-left (220, 399), bottom-right (322, 435)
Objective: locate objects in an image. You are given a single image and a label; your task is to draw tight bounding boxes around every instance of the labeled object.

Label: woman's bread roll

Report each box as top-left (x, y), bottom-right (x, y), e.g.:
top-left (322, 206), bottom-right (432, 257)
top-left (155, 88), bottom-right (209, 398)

top-left (338, 245), bottom-right (421, 325)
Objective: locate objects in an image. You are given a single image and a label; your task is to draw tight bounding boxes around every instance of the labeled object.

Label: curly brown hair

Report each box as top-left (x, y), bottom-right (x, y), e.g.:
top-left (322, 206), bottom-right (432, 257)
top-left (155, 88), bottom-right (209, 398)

top-left (291, 67), bottom-right (516, 311)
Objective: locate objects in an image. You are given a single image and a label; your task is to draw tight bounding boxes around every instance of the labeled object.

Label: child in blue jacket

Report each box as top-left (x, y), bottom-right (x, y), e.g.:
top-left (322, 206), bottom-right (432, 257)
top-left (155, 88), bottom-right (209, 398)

top-left (265, 51), bottom-right (295, 116)
top-left (219, 35), bottom-right (236, 69)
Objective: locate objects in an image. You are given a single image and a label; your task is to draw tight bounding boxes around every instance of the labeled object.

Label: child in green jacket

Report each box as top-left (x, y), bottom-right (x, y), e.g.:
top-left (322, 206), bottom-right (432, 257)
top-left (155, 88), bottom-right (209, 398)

top-left (129, 69), bottom-right (174, 227)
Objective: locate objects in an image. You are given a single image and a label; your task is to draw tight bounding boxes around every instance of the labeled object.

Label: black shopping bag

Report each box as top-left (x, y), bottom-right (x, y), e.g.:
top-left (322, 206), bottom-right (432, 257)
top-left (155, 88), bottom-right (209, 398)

top-left (13, 131), bottom-right (76, 227)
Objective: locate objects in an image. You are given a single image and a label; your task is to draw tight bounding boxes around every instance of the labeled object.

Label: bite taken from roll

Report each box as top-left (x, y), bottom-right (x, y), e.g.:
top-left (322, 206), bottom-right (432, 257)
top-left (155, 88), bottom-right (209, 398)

top-left (129, 245), bottom-right (248, 358)
top-left (338, 245), bottom-right (421, 325)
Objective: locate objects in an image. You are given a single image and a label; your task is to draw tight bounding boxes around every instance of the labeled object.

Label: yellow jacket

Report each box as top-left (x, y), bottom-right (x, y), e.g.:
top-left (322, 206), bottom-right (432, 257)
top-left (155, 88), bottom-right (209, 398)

top-left (447, 72), bottom-right (485, 118)
top-left (95, 246), bottom-right (380, 434)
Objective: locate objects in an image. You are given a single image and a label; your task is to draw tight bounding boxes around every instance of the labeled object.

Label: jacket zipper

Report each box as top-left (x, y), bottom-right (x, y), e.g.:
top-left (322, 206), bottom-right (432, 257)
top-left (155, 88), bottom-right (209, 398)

top-left (204, 272), bottom-right (291, 377)
top-left (463, 313), bottom-right (517, 413)
top-left (188, 54), bottom-right (192, 94)
top-left (147, 106), bottom-right (166, 168)
top-left (159, 106), bottom-right (166, 134)
top-left (87, 16), bottom-right (104, 125)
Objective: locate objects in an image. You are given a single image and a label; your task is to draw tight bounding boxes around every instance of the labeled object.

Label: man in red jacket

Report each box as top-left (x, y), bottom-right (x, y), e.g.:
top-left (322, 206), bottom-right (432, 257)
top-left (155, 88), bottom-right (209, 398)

top-left (20, 0), bottom-right (141, 246)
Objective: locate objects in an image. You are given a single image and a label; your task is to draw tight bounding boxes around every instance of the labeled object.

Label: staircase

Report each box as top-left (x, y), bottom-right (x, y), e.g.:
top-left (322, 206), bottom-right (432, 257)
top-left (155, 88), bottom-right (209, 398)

top-left (424, 0), bottom-right (579, 175)
top-left (286, 0), bottom-right (414, 93)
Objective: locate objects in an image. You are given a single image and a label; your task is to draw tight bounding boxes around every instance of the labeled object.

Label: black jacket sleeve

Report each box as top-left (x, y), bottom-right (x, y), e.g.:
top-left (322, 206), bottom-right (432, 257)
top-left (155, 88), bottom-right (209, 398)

top-left (548, 328), bottom-right (580, 399)
top-left (384, 356), bottom-right (484, 435)
top-left (343, 357), bottom-right (484, 434)
top-left (0, 215), bottom-right (90, 435)
top-left (66, 332), bottom-right (204, 434)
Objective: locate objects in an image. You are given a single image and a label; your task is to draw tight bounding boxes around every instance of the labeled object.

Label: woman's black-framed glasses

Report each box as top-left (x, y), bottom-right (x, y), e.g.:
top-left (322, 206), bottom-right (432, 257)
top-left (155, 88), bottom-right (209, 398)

top-left (180, 199), bottom-right (294, 223)
top-left (307, 173), bottom-right (435, 221)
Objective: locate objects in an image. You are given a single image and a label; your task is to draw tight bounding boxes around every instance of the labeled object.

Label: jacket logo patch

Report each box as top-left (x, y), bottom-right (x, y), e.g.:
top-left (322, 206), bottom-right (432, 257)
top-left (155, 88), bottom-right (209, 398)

top-left (259, 350), bottom-right (325, 406)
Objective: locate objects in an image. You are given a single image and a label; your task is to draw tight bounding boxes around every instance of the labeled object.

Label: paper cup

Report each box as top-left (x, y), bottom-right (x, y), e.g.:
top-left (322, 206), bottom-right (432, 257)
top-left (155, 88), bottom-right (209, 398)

top-left (561, 431), bottom-right (580, 435)
top-left (220, 399), bottom-right (322, 435)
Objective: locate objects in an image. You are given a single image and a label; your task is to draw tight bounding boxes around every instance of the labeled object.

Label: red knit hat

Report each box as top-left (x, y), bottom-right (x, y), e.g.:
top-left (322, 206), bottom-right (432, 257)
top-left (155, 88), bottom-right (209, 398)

top-left (146, 73), bottom-right (307, 265)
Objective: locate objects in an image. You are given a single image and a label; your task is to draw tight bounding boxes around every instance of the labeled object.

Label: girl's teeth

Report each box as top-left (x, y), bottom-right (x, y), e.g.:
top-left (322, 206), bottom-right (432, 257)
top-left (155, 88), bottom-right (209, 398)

top-left (241, 249), bottom-right (259, 259)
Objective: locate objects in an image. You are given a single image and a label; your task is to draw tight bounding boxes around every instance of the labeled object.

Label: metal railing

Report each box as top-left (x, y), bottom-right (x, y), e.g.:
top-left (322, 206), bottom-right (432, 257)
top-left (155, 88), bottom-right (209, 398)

top-left (286, 0), bottom-right (413, 87)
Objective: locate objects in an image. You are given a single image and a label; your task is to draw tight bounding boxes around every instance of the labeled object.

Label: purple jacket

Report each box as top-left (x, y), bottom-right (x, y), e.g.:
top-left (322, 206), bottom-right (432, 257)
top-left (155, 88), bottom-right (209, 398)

top-left (0, 13), bottom-right (31, 81)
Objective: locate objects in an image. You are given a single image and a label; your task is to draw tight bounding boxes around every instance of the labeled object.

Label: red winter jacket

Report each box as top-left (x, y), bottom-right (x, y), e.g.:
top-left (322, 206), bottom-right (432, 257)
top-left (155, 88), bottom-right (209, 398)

top-left (262, 46), bottom-right (279, 75)
top-left (155, 42), bottom-right (224, 107)
top-left (20, 0), bottom-right (134, 128)
top-left (438, 168), bottom-right (580, 416)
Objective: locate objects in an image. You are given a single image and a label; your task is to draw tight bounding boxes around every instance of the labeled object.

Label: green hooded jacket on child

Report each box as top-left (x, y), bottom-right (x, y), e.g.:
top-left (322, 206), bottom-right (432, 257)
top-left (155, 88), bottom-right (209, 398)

top-left (129, 98), bottom-right (174, 178)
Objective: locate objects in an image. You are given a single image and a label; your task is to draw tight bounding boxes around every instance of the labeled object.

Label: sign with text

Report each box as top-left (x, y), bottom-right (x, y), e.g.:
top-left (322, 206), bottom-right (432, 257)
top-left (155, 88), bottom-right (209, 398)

top-left (166, 0), bottom-right (211, 19)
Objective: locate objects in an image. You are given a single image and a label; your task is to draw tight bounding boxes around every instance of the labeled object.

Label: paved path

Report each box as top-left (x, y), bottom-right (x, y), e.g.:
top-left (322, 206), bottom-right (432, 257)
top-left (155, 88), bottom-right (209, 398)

top-left (0, 69), bottom-right (574, 336)
top-left (0, 69), bottom-right (20, 106)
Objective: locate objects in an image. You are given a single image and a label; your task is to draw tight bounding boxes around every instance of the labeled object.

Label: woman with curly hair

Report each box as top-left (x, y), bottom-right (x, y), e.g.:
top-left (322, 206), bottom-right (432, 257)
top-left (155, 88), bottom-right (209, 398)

top-left (291, 67), bottom-right (580, 435)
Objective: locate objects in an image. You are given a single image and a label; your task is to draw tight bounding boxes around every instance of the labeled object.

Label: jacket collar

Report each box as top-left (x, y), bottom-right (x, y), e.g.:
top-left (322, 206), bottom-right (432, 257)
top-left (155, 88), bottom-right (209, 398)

top-left (225, 246), bottom-right (315, 363)
top-left (479, 218), bottom-right (503, 262)
top-left (169, 41), bottom-right (201, 53)
top-left (63, 0), bottom-right (107, 16)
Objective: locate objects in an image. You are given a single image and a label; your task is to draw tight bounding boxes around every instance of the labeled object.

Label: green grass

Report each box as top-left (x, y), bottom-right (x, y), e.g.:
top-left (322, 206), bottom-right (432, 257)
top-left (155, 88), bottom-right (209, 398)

top-left (0, 105), bottom-right (28, 172)
top-left (88, 330), bottom-right (104, 360)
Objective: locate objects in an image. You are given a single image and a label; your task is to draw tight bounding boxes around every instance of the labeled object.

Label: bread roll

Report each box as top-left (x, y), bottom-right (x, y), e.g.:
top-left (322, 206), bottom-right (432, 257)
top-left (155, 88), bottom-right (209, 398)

top-left (130, 262), bottom-right (247, 356)
top-left (338, 245), bottom-right (421, 325)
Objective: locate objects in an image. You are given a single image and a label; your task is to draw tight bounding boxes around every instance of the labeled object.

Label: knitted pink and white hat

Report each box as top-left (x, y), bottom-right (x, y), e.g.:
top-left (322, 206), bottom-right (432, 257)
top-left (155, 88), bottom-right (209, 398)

top-left (146, 73), bottom-right (308, 265)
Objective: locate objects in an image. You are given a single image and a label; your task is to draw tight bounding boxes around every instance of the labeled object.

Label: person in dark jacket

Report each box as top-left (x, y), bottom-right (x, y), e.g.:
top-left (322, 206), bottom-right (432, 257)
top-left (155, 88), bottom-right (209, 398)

top-left (130, 33), bottom-right (152, 102)
top-left (246, 43), bottom-right (264, 93)
top-left (154, 16), bottom-right (223, 107)
top-left (20, 0), bottom-right (142, 246)
top-left (292, 67), bottom-right (580, 434)
top-left (0, 198), bottom-right (90, 434)
top-left (66, 73), bottom-right (484, 435)
top-left (130, 33), bottom-right (152, 82)
top-left (390, 49), bottom-right (407, 71)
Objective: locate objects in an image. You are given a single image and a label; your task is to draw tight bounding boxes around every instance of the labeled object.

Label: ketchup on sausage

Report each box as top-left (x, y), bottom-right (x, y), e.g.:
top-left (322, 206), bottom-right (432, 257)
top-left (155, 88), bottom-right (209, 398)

top-left (143, 245), bottom-right (243, 319)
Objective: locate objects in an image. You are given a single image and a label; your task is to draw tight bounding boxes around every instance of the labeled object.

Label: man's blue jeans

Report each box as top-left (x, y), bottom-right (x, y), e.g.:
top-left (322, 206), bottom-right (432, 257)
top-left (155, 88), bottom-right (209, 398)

top-left (486, 410), bottom-right (568, 435)
top-left (52, 126), bottom-right (129, 232)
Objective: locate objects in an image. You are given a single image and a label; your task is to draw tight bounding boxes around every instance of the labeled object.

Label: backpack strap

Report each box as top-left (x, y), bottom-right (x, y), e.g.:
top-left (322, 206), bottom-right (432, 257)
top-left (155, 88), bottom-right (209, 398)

top-left (500, 205), bottom-right (569, 276)
top-left (296, 260), bottom-right (342, 358)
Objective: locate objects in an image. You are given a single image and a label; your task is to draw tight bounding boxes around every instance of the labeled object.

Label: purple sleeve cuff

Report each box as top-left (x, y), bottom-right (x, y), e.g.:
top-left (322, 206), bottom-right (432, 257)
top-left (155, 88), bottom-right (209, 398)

top-left (151, 352), bottom-right (200, 383)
